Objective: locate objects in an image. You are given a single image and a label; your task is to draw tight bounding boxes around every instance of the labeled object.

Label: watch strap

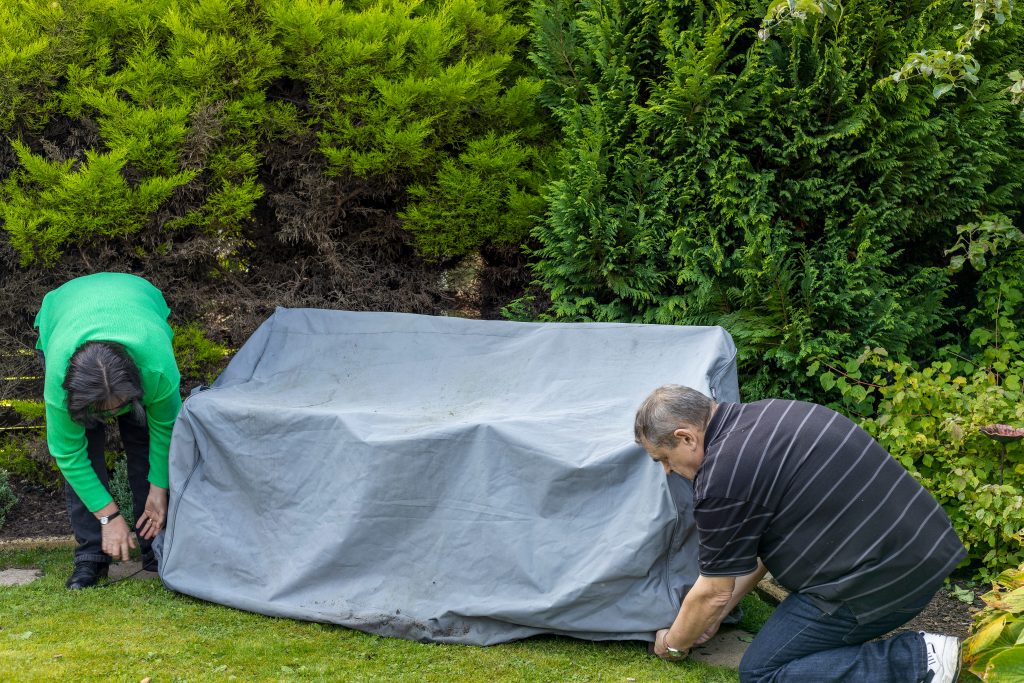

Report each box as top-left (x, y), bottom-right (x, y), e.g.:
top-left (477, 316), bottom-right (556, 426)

top-left (99, 510), bottom-right (121, 525)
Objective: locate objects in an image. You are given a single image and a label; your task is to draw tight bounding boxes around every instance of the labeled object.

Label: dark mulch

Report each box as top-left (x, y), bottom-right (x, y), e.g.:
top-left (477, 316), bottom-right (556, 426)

top-left (0, 473), bottom-right (981, 640)
top-left (894, 585), bottom-right (981, 640)
top-left (0, 475), bottom-right (72, 540)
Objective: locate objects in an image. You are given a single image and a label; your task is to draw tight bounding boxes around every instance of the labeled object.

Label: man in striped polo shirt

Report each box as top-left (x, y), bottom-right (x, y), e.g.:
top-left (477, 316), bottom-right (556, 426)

top-left (635, 384), bottom-right (966, 682)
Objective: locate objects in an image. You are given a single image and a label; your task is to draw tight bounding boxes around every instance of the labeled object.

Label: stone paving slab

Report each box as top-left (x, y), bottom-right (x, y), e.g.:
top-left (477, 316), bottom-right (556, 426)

top-left (689, 627), bottom-right (755, 669)
top-left (0, 568), bottom-right (42, 586)
top-left (108, 560), bottom-right (159, 582)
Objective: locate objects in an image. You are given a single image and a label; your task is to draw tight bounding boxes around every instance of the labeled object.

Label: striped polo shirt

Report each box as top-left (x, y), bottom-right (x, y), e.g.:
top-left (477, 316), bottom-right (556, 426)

top-left (694, 399), bottom-right (966, 623)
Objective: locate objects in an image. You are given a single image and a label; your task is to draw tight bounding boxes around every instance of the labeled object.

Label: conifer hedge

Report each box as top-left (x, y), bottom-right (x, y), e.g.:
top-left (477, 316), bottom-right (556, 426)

top-left (528, 0), bottom-right (1024, 400)
top-left (0, 0), bottom-right (547, 276)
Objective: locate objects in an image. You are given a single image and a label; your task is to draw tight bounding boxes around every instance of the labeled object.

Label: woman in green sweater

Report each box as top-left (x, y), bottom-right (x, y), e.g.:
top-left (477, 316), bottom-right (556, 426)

top-left (35, 273), bottom-right (182, 589)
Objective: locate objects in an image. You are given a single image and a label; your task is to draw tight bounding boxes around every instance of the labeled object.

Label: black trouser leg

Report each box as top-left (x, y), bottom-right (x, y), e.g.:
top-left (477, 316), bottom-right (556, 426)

top-left (64, 423), bottom-right (111, 564)
top-left (118, 412), bottom-right (152, 557)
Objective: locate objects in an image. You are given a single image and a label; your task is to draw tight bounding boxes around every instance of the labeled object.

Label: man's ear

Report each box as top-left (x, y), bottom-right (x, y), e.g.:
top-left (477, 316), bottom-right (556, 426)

top-left (672, 426), bottom-right (699, 448)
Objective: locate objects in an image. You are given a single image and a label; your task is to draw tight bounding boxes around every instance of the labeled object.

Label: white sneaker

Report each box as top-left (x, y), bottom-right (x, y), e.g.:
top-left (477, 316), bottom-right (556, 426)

top-left (922, 632), bottom-right (961, 683)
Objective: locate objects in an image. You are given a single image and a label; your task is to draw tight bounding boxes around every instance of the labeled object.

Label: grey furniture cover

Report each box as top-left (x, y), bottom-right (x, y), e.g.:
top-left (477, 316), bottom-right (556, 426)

top-left (160, 308), bottom-right (739, 645)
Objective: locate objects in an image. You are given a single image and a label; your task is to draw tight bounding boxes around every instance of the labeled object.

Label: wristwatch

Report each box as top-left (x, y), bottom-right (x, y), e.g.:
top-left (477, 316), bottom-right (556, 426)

top-left (99, 510), bottom-right (121, 525)
top-left (661, 632), bottom-right (688, 659)
top-left (665, 642), bottom-right (688, 658)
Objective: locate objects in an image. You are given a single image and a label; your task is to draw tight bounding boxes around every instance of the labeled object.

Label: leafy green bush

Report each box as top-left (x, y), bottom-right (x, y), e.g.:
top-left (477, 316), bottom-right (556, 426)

top-left (0, 436), bottom-right (60, 487)
top-left (527, 0), bottom-right (1024, 400)
top-left (0, 0), bottom-right (548, 272)
top-left (1, 399), bottom-right (45, 422)
top-left (0, 469), bottom-right (17, 531)
top-left (830, 342), bottom-right (1024, 577)
top-left (0, 0), bottom-right (84, 132)
top-left (267, 0), bottom-right (549, 262)
top-left (962, 562), bottom-right (1024, 680)
top-left (0, 397), bottom-right (56, 488)
top-left (171, 322), bottom-right (231, 384)
top-left (2, 142), bottom-right (194, 265)
top-left (821, 216), bottom-right (1024, 577)
top-left (401, 134), bottom-right (548, 260)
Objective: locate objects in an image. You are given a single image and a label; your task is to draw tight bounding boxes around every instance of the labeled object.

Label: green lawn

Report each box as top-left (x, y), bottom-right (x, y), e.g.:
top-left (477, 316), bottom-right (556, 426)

top-left (0, 547), bottom-right (772, 682)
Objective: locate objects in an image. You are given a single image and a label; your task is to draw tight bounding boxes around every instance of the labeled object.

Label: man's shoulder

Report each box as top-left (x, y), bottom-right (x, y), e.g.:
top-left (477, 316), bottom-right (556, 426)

top-left (712, 399), bottom-right (822, 437)
top-left (733, 398), bottom-right (851, 431)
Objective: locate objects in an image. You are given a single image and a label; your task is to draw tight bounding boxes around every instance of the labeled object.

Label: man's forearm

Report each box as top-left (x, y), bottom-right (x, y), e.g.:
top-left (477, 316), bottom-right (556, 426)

top-left (664, 575), bottom-right (736, 651)
top-left (664, 562), bottom-right (768, 651)
top-left (724, 560), bottom-right (768, 615)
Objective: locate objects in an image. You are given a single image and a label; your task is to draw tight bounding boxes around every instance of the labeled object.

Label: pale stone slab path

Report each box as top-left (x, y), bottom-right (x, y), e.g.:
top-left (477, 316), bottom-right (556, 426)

top-left (0, 568), bottom-right (42, 586)
top-left (689, 627), bottom-right (755, 669)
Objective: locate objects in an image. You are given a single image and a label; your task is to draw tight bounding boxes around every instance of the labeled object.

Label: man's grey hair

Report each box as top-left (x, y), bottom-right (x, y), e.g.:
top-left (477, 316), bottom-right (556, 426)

top-left (634, 384), bottom-right (715, 447)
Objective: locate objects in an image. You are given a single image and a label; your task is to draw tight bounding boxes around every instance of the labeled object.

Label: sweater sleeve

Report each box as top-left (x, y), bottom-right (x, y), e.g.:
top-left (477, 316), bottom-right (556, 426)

top-left (44, 403), bottom-right (112, 512)
top-left (145, 372), bottom-right (182, 489)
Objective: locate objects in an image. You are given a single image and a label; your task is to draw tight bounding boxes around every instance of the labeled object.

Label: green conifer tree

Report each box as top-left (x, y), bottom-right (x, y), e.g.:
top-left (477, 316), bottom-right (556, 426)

top-left (529, 0), bottom-right (1024, 399)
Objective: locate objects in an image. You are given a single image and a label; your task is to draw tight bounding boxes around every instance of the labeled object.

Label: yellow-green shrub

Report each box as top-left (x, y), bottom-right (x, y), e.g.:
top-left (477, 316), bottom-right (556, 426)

top-left (962, 563), bottom-right (1024, 680)
top-left (0, 0), bottom-right (549, 271)
top-left (171, 322), bottom-right (231, 384)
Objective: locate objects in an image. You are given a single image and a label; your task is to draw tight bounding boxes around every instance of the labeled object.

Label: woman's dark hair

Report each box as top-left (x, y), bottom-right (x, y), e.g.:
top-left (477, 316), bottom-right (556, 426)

top-left (63, 341), bottom-right (146, 428)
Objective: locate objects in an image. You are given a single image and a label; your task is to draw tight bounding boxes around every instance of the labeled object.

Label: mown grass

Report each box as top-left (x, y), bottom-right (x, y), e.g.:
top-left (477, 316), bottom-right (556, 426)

top-left (0, 547), bottom-right (772, 682)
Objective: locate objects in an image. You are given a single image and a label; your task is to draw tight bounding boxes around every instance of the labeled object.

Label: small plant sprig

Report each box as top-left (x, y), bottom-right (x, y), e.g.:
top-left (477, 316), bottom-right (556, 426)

top-left (890, 0), bottom-right (1019, 105)
top-left (0, 469), bottom-right (17, 530)
top-left (758, 0), bottom-right (842, 41)
top-left (946, 215), bottom-right (1023, 274)
top-left (1009, 70), bottom-right (1024, 119)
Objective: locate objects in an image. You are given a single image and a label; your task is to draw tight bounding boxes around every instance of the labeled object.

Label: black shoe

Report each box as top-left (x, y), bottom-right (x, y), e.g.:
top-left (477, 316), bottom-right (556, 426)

top-left (141, 552), bottom-right (158, 573)
top-left (66, 561), bottom-right (109, 589)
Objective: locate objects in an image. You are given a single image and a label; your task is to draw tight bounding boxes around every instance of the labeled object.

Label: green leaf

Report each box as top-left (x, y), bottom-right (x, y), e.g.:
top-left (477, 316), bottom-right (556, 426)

top-left (933, 82), bottom-right (955, 98)
top-left (819, 1), bottom-right (841, 23)
top-left (820, 373), bottom-right (836, 392)
top-left (992, 587), bottom-right (1024, 615)
top-left (986, 645), bottom-right (1024, 678)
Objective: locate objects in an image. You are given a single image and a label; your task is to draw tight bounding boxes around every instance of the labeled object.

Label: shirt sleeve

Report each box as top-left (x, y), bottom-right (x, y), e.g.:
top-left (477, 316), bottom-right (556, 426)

top-left (44, 403), bottom-right (112, 512)
top-left (695, 496), bottom-right (773, 577)
top-left (144, 372), bottom-right (182, 490)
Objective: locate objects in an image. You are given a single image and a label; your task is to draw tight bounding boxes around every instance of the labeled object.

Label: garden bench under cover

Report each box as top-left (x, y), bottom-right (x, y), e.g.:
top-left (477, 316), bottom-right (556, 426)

top-left (160, 308), bottom-right (739, 645)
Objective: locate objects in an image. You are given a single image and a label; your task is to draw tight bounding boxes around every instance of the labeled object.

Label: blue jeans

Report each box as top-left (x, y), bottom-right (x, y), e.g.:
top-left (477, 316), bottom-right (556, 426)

top-left (739, 591), bottom-right (932, 682)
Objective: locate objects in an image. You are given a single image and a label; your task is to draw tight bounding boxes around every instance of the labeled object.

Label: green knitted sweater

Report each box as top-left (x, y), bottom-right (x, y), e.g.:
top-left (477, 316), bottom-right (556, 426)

top-left (34, 273), bottom-right (181, 512)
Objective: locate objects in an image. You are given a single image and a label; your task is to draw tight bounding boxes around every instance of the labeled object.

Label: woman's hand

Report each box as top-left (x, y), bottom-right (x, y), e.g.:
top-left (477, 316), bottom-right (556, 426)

top-left (136, 485), bottom-right (168, 540)
top-left (99, 513), bottom-right (136, 561)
